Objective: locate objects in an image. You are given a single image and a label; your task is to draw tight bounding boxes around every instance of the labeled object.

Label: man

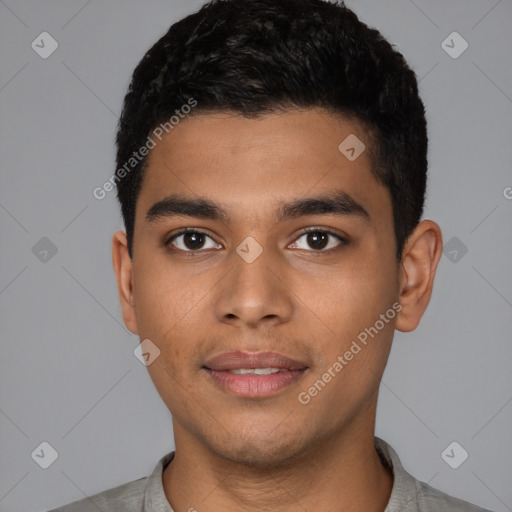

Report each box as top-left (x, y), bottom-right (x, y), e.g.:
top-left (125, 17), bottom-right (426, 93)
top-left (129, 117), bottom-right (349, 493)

top-left (50, 0), bottom-right (494, 510)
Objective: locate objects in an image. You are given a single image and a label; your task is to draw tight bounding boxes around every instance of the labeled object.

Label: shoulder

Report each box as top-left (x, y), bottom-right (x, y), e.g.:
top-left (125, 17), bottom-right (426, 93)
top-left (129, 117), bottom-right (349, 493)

top-left (46, 476), bottom-right (147, 512)
top-left (47, 450), bottom-right (175, 512)
top-left (374, 437), bottom-right (495, 512)
top-left (416, 480), bottom-right (494, 512)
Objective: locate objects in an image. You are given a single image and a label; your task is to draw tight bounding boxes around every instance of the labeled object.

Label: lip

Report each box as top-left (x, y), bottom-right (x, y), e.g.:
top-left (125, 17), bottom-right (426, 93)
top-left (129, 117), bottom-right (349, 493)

top-left (204, 350), bottom-right (308, 371)
top-left (203, 351), bottom-right (308, 398)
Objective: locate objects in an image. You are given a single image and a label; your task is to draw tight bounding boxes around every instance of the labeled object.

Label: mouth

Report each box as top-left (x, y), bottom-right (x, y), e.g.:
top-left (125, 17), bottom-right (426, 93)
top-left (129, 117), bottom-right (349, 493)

top-left (202, 351), bottom-right (308, 398)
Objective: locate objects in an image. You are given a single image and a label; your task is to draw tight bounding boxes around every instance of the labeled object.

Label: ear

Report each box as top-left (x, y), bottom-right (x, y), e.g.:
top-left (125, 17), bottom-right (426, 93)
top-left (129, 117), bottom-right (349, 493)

top-left (395, 220), bottom-right (443, 332)
top-left (112, 230), bottom-right (139, 335)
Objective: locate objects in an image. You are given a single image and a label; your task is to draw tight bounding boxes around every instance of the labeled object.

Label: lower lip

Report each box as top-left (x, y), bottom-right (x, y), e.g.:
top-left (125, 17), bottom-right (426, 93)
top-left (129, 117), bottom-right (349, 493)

top-left (204, 369), bottom-right (306, 398)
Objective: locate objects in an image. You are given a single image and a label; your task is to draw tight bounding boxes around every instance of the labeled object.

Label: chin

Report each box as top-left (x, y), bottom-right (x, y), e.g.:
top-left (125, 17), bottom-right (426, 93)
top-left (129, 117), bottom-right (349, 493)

top-left (219, 440), bottom-right (301, 469)
top-left (202, 421), bottom-right (319, 470)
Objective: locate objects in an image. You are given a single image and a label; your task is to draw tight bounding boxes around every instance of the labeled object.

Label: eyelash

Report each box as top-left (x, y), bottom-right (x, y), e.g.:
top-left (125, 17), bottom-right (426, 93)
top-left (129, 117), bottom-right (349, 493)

top-left (165, 227), bottom-right (348, 255)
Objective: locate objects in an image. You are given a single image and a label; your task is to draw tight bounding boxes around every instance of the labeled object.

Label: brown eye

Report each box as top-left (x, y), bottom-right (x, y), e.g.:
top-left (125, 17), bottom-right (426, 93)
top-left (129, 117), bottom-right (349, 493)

top-left (290, 229), bottom-right (347, 251)
top-left (167, 229), bottom-right (221, 252)
top-left (305, 232), bottom-right (329, 250)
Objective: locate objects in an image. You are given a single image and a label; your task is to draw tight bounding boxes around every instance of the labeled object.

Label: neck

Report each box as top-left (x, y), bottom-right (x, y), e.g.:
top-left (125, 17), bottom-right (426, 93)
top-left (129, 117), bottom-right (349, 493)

top-left (163, 411), bottom-right (393, 511)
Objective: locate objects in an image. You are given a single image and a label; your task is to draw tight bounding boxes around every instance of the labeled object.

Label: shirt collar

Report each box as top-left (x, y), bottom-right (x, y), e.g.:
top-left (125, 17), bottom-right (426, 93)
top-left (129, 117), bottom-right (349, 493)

top-left (143, 451), bottom-right (175, 512)
top-left (375, 437), bottom-right (419, 511)
top-left (143, 437), bottom-right (418, 512)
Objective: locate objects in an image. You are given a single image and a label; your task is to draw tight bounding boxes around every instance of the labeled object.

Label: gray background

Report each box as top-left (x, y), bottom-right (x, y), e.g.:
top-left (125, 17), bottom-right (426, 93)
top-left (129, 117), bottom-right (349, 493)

top-left (1, 0), bottom-right (511, 511)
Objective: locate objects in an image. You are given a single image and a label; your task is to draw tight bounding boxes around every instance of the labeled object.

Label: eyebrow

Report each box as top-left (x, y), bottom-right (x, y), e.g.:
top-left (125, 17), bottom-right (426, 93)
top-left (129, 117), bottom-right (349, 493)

top-left (145, 190), bottom-right (370, 225)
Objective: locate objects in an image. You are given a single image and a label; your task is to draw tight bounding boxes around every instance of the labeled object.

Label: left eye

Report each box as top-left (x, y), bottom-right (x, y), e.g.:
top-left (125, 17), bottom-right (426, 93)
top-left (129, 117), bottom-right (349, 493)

top-left (289, 230), bottom-right (346, 251)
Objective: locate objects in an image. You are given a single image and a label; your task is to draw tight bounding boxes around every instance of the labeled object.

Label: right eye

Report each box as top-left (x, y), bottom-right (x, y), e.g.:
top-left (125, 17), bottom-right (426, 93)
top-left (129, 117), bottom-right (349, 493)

top-left (166, 228), bottom-right (222, 253)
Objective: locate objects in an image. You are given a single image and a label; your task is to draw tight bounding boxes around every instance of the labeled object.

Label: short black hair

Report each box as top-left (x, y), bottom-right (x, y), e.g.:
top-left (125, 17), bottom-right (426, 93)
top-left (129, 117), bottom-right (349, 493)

top-left (115, 0), bottom-right (428, 260)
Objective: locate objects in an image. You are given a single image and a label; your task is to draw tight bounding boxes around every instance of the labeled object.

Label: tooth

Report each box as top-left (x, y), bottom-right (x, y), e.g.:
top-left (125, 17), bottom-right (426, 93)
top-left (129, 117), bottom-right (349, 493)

top-left (254, 368), bottom-right (272, 375)
top-left (229, 368), bottom-right (282, 375)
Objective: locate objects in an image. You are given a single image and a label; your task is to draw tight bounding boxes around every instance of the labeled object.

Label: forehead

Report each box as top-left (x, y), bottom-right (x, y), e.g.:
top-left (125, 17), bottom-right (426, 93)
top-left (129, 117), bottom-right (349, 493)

top-left (137, 109), bottom-right (389, 224)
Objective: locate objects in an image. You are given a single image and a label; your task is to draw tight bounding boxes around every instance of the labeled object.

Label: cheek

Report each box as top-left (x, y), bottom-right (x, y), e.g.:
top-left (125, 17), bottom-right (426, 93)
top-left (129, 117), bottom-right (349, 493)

top-left (329, 263), bottom-right (397, 320)
top-left (144, 317), bottom-right (202, 408)
top-left (132, 264), bottom-right (207, 393)
top-left (132, 256), bottom-right (197, 337)
top-left (312, 257), bottom-right (398, 360)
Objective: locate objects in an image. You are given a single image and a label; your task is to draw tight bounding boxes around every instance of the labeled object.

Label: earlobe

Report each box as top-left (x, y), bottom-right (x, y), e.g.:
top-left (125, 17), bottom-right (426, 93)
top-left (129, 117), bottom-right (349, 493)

top-left (112, 230), bottom-right (139, 335)
top-left (395, 220), bottom-right (443, 333)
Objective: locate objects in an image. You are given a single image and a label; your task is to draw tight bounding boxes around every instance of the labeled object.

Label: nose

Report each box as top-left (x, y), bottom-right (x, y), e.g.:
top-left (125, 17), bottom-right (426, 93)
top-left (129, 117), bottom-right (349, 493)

top-left (213, 245), bottom-right (294, 329)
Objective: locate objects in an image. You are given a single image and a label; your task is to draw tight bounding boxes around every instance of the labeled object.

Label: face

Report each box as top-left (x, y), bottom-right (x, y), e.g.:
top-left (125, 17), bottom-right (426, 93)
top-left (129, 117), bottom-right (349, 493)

top-left (117, 109), bottom-right (404, 466)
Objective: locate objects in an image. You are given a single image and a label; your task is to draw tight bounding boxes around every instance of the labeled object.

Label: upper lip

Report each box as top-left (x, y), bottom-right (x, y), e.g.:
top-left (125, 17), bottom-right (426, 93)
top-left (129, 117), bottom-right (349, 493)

top-left (203, 351), bottom-right (308, 371)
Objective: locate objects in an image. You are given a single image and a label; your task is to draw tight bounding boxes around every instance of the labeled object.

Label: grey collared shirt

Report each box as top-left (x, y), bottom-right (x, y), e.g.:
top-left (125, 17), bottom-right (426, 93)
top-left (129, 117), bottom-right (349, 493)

top-left (48, 437), bottom-right (494, 511)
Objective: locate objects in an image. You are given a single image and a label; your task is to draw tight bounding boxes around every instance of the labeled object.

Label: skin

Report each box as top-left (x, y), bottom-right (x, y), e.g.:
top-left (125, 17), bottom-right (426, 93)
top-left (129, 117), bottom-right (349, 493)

top-left (112, 108), bottom-right (443, 511)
